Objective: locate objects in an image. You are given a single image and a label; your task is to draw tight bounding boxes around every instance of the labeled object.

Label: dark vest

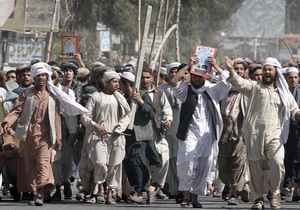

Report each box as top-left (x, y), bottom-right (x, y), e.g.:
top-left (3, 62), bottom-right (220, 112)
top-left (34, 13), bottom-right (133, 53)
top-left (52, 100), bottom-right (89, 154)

top-left (176, 85), bottom-right (216, 141)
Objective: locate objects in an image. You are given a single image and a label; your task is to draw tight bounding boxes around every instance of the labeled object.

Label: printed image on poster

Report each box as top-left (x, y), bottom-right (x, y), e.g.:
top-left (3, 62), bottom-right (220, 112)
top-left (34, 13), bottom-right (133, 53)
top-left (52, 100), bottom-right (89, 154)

top-left (191, 45), bottom-right (217, 78)
top-left (61, 35), bottom-right (78, 56)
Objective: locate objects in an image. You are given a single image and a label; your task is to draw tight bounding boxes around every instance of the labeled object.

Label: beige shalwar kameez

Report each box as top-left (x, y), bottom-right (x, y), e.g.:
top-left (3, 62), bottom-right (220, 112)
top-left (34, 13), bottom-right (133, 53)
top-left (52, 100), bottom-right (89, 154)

top-left (81, 91), bottom-right (130, 190)
top-left (229, 74), bottom-right (300, 200)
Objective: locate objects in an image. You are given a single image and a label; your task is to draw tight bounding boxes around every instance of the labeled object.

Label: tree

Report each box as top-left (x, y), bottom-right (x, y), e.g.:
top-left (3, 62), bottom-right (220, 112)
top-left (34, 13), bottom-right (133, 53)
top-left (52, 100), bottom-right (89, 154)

top-left (55, 0), bottom-right (245, 64)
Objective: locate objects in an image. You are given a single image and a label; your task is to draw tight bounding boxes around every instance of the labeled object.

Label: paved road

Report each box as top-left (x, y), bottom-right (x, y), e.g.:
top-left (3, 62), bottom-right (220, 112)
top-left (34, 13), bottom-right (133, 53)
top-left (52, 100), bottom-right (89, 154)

top-left (0, 194), bottom-right (300, 210)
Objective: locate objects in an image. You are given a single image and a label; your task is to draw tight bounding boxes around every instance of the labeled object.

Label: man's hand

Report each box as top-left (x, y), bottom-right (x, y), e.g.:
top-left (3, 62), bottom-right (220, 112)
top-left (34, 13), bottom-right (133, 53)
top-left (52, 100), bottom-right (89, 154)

top-left (54, 139), bottom-right (62, 151)
top-left (296, 111), bottom-right (300, 121)
top-left (206, 56), bottom-right (218, 68)
top-left (67, 133), bottom-right (77, 145)
top-left (2, 122), bottom-right (12, 135)
top-left (188, 55), bottom-right (199, 67)
top-left (225, 56), bottom-right (234, 69)
top-left (95, 123), bottom-right (107, 136)
top-left (163, 120), bottom-right (172, 129)
top-left (133, 89), bottom-right (144, 106)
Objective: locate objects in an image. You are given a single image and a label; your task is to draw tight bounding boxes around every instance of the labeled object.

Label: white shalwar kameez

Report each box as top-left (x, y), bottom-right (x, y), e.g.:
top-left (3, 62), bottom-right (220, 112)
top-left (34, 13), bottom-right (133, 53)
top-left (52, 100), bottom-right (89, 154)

top-left (173, 74), bottom-right (230, 195)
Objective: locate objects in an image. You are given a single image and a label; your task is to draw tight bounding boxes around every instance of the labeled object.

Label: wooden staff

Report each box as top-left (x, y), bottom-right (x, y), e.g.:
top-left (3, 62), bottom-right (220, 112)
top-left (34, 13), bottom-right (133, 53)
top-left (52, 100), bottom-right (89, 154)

top-left (150, 24), bottom-right (177, 69)
top-left (128, 5), bottom-right (152, 130)
top-left (280, 38), bottom-right (300, 70)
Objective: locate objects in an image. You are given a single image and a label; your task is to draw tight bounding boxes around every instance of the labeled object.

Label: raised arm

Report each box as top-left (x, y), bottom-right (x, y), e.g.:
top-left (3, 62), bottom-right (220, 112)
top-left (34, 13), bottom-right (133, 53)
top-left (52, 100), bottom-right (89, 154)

top-left (170, 55), bottom-right (198, 87)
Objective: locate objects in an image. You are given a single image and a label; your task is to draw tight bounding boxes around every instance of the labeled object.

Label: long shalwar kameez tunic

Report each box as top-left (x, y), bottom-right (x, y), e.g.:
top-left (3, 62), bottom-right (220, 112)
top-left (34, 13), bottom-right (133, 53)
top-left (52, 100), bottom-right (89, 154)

top-left (81, 91), bottom-right (130, 190)
top-left (173, 72), bottom-right (230, 195)
top-left (229, 73), bottom-right (300, 200)
top-left (3, 90), bottom-right (61, 194)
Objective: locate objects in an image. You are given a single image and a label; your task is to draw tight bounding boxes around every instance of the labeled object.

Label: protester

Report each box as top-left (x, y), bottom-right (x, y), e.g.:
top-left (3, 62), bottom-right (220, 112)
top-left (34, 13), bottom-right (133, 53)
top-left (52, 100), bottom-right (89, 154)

top-left (140, 67), bottom-right (173, 204)
top-left (1, 62), bottom-right (88, 206)
top-left (218, 58), bottom-right (249, 205)
top-left (120, 72), bottom-right (161, 204)
top-left (226, 56), bottom-right (300, 210)
top-left (81, 70), bottom-right (131, 205)
top-left (171, 55), bottom-right (231, 208)
top-left (282, 66), bottom-right (300, 202)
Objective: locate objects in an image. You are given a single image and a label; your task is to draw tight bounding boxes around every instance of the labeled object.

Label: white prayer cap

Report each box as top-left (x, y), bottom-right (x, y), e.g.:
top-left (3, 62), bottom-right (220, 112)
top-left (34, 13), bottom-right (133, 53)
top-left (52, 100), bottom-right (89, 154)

top-left (263, 57), bottom-right (282, 70)
top-left (160, 67), bottom-right (167, 75)
top-left (121, 72), bottom-right (135, 83)
top-left (285, 67), bottom-right (299, 75)
top-left (281, 67), bottom-right (288, 74)
top-left (103, 70), bottom-right (120, 83)
top-left (167, 62), bottom-right (181, 74)
top-left (30, 62), bottom-right (52, 79)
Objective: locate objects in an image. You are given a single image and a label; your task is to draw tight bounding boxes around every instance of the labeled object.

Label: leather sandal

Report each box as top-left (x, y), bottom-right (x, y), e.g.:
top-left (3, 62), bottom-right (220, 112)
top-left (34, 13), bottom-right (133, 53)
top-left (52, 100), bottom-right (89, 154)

top-left (270, 194), bottom-right (281, 209)
top-left (180, 198), bottom-right (190, 208)
top-left (213, 189), bottom-right (221, 197)
top-left (252, 200), bottom-right (264, 209)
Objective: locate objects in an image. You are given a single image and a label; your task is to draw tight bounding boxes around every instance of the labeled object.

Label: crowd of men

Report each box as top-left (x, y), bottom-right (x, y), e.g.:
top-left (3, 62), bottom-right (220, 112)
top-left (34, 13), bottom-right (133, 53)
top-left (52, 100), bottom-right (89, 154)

top-left (0, 53), bottom-right (300, 210)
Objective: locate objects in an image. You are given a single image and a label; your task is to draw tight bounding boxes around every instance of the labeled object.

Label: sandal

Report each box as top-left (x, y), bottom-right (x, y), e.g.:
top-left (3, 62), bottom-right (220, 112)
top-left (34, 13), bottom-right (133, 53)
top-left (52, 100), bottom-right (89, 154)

top-left (228, 197), bottom-right (238, 205)
top-left (213, 189), bottom-right (221, 197)
top-left (191, 200), bottom-right (202, 208)
top-left (269, 194), bottom-right (281, 209)
top-left (180, 198), bottom-right (190, 208)
top-left (206, 186), bottom-right (213, 196)
top-left (252, 200), bottom-right (264, 209)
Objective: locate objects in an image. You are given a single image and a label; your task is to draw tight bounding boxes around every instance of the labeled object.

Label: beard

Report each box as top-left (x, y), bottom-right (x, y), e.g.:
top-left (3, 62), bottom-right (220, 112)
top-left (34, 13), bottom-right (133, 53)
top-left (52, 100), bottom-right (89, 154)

top-left (263, 76), bottom-right (275, 85)
top-left (191, 80), bottom-right (204, 89)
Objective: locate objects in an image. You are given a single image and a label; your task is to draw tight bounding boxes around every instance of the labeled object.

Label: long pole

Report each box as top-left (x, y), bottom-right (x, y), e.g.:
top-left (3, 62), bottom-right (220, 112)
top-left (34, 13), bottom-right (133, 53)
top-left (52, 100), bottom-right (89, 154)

top-left (138, 0), bottom-right (141, 49)
top-left (149, 0), bottom-right (163, 65)
top-left (280, 38), bottom-right (300, 69)
top-left (128, 5), bottom-right (152, 129)
top-left (150, 24), bottom-right (177, 69)
top-left (45, 0), bottom-right (58, 62)
top-left (156, 0), bottom-right (169, 86)
top-left (175, 0), bottom-right (181, 62)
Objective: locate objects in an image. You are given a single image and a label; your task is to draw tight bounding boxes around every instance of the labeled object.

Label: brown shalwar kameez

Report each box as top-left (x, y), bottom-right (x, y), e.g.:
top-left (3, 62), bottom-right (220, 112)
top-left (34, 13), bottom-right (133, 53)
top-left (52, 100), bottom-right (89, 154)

top-left (3, 91), bottom-right (61, 194)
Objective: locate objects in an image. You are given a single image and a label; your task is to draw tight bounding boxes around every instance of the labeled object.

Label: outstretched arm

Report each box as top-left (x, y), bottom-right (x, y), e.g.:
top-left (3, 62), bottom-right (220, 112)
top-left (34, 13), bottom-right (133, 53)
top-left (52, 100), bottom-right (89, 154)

top-left (170, 55), bottom-right (198, 87)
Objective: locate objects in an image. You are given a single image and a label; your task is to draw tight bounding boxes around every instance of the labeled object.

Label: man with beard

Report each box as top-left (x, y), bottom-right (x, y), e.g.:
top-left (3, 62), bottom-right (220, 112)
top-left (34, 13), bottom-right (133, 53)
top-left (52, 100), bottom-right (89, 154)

top-left (171, 55), bottom-right (231, 208)
top-left (226, 57), bottom-right (300, 210)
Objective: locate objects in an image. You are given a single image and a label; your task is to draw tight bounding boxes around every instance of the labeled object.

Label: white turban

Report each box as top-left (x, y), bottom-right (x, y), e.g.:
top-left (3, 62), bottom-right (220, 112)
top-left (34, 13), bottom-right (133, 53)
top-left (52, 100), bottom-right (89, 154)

top-left (30, 62), bottom-right (88, 116)
top-left (263, 57), bottom-right (290, 143)
top-left (30, 62), bottom-right (52, 79)
top-left (103, 70), bottom-right (120, 83)
top-left (285, 67), bottom-right (299, 75)
top-left (121, 72), bottom-right (135, 83)
top-left (167, 62), bottom-right (181, 75)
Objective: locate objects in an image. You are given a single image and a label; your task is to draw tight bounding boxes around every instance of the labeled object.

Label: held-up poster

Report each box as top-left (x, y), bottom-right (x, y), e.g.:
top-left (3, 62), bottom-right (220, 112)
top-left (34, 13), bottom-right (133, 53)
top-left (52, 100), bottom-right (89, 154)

top-left (191, 45), bottom-right (217, 78)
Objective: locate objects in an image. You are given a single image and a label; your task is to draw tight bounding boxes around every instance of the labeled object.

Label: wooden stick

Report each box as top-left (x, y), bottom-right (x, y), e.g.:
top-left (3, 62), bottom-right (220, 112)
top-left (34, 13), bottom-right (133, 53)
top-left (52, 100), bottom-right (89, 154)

top-left (149, 0), bottom-right (163, 65)
top-left (138, 0), bottom-right (141, 49)
top-left (45, 0), bottom-right (58, 62)
top-left (128, 5), bottom-right (152, 130)
top-left (280, 38), bottom-right (300, 70)
top-left (107, 132), bottom-right (131, 136)
top-left (156, 0), bottom-right (169, 86)
top-left (150, 24), bottom-right (177, 69)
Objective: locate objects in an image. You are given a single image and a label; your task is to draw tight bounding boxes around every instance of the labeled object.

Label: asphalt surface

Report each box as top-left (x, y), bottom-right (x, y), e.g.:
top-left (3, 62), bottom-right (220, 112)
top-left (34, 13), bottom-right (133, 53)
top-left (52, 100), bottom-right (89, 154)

top-left (0, 193), bottom-right (300, 210)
